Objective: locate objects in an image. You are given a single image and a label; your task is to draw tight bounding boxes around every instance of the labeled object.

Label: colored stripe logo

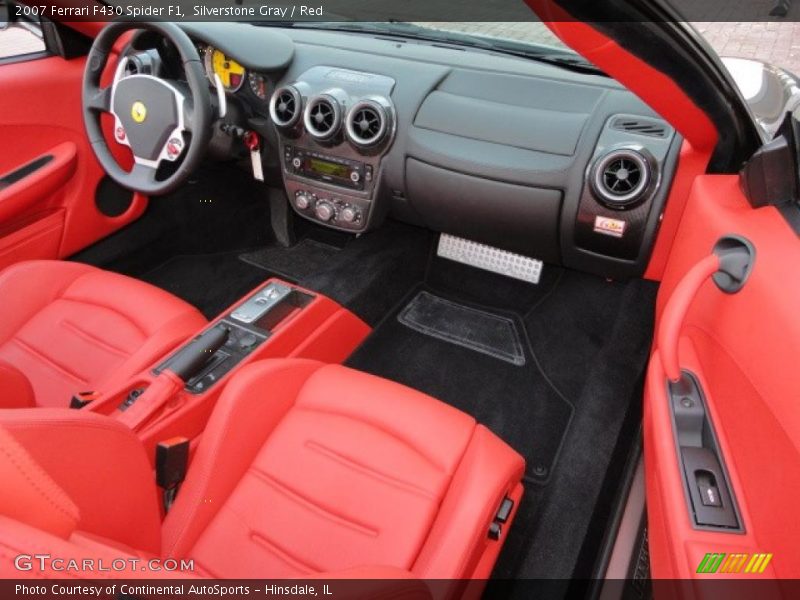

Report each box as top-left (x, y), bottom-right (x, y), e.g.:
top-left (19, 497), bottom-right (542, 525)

top-left (697, 552), bottom-right (773, 574)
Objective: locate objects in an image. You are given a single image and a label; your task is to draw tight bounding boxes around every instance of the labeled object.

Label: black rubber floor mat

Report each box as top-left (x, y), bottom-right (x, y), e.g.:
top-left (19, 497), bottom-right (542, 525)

top-left (347, 288), bottom-right (573, 485)
top-left (398, 291), bottom-right (526, 366)
top-left (239, 238), bottom-right (340, 283)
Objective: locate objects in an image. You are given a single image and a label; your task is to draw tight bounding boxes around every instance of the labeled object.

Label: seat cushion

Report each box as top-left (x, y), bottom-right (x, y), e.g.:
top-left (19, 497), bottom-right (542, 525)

top-left (0, 260), bottom-right (206, 407)
top-left (163, 359), bottom-right (525, 579)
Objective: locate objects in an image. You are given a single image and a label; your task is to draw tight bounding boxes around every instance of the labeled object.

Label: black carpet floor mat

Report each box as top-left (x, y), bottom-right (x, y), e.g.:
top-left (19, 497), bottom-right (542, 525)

top-left (346, 264), bottom-right (657, 584)
top-left (238, 221), bottom-right (433, 327)
top-left (239, 238), bottom-right (342, 283)
top-left (140, 251), bottom-right (272, 319)
top-left (348, 288), bottom-right (572, 486)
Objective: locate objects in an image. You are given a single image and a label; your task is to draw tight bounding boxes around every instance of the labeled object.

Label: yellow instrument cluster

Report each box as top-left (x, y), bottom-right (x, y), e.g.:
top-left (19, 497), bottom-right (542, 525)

top-left (203, 45), bottom-right (245, 92)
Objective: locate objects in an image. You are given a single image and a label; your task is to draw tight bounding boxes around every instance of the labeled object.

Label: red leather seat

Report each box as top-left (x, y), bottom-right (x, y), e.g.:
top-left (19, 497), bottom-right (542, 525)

top-left (0, 260), bottom-right (206, 408)
top-left (0, 359), bottom-right (525, 584)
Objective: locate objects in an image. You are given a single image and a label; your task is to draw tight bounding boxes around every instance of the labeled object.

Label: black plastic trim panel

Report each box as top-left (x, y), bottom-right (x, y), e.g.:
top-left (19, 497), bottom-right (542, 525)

top-left (0, 155), bottom-right (53, 190)
top-left (668, 371), bottom-right (744, 533)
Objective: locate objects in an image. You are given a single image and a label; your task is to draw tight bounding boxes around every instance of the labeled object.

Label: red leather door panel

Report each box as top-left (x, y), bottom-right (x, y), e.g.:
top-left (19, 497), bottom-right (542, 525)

top-left (645, 175), bottom-right (800, 580)
top-left (0, 52), bottom-right (146, 267)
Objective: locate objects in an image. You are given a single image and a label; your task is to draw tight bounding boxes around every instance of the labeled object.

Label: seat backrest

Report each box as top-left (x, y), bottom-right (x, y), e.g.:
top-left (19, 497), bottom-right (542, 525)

top-left (0, 425), bottom-right (79, 539)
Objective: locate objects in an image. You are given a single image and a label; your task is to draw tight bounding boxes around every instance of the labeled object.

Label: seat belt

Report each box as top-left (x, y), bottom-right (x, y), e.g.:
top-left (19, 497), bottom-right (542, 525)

top-left (156, 437), bottom-right (190, 513)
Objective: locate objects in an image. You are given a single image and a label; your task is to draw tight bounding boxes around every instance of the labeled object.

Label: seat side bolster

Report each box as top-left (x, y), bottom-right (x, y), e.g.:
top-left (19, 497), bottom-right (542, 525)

top-left (162, 359), bottom-right (326, 559)
top-left (0, 409), bottom-right (162, 555)
top-left (411, 424), bottom-right (526, 580)
top-left (0, 361), bottom-right (35, 408)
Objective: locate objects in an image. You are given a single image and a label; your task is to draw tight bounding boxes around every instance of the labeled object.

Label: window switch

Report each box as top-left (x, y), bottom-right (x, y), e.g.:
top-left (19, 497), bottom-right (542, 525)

top-left (697, 471), bottom-right (723, 507)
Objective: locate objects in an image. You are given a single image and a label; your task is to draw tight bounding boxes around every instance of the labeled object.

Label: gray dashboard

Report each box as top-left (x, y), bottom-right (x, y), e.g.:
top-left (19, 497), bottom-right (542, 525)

top-left (183, 24), bottom-right (681, 279)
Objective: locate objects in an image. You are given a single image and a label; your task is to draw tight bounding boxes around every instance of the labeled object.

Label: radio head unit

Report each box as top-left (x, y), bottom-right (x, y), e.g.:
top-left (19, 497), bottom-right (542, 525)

top-left (284, 146), bottom-right (372, 191)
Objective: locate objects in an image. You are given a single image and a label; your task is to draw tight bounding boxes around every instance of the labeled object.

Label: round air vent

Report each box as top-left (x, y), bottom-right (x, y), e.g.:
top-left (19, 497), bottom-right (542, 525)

top-left (345, 99), bottom-right (390, 148)
top-left (303, 94), bottom-right (342, 141)
top-left (269, 85), bottom-right (302, 128)
top-left (590, 148), bottom-right (652, 208)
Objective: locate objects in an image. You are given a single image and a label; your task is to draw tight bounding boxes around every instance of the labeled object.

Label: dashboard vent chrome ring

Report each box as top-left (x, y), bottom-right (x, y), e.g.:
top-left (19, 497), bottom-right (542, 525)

top-left (303, 94), bottom-right (342, 140)
top-left (269, 85), bottom-right (303, 128)
top-left (591, 148), bottom-right (652, 208)
top-left (345, 99), bottom-right (389, 148)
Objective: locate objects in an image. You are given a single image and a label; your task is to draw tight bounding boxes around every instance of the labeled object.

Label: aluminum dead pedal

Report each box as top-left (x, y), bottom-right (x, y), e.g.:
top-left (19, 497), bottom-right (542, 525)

top-left (437, 234), bottom-right (543, 284)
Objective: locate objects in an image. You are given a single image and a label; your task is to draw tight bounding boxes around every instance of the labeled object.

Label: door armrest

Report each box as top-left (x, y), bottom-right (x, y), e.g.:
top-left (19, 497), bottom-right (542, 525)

top-left (0, 142), bottom-right (77, 223)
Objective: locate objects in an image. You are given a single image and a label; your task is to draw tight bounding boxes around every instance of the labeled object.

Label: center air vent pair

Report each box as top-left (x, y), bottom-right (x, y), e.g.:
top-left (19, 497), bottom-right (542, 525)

top-left (269, 85), bottom-right (392, 148)
top-left (589, 147), bottom-right (657, 209)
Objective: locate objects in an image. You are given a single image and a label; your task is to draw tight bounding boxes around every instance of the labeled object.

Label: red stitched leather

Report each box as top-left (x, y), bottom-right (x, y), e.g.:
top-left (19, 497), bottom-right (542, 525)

top-left (1, 359), bottom-right (525, 580)
top-left (0, 260), bottom-right (206, 408)
top-left (0, 427), bottom-right (79, 539)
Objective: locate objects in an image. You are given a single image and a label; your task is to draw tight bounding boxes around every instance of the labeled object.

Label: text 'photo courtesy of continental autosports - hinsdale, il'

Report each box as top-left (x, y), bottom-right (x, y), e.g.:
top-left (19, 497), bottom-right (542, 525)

top-left (0, 0), bottom-right (798, 599)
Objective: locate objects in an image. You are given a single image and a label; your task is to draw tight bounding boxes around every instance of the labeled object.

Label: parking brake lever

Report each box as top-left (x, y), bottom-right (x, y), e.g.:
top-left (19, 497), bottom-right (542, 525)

top-left (118, 326), bottom-right (229, 431)
top-left (165, 325), bottom-right (230, 383)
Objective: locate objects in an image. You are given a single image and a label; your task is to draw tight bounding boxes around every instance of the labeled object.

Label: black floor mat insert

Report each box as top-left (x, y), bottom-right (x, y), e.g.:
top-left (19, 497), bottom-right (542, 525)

top-left (351, 288), bottom-right (572, 486)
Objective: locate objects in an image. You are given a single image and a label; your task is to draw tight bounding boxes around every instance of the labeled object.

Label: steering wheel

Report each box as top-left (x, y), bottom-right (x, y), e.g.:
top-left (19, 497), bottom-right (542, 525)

top-left (82, 22), bottom-right (212, 195)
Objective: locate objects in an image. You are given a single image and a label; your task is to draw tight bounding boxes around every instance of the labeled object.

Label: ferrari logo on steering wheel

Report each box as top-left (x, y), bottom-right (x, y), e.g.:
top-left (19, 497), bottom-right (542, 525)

top-left (131, 101), bottom-right (147, 124)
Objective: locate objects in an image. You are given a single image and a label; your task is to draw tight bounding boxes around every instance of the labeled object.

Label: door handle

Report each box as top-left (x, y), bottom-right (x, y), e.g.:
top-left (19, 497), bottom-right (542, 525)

top-left (658, 236), bottom-right (755, 382)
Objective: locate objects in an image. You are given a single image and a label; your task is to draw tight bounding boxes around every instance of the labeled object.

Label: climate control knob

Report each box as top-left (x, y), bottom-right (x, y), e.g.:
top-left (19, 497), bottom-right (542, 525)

top-left (295, 193), bottom-right (312, 210)
top-left (340, 206), bottom-right (359, 224)
top-left (315, 201), bottom-right (335, 222)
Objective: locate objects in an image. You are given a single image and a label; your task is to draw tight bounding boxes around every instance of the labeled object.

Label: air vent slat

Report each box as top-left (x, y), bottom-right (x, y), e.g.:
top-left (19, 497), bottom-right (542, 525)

top-left (303, 95), bottom-right (341, 141)
top-left (591, 148), bottom-right (653, 209)
top-left (611, 116), bottom-right (668, 138)
top-left (345, 99), bottom-right (391, 148)
top-left (269, 85), bottom-right (302, 128)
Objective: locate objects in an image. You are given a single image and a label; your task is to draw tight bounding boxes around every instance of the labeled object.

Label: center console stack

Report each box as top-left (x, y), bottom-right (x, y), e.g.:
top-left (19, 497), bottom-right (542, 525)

top-left (268, 67), bottom-right (396, 232)
top-left (154, 281), bottom-right (309, 393)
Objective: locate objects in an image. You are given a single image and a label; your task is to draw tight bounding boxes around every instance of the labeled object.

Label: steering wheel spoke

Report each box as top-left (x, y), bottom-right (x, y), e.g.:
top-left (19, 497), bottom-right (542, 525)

top-left (130, 162), bottom-right (159, 188)
top-left (86, 86), bottom-right (112, 113)
top-left (181, 100), bottom-right (195, 133)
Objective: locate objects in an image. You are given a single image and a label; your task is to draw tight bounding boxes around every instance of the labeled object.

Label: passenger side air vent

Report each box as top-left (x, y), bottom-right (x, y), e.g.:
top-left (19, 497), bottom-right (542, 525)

top-left (345, 99), bottom-right (391, 148)
top-left (590, 148), bottom-right (654, 208)
top-left (611, 116), bottom-right (669, 138)
top-left (269, 85), bottom-right (302, 128)
top-left (303, 94), bottom-right (342, 141)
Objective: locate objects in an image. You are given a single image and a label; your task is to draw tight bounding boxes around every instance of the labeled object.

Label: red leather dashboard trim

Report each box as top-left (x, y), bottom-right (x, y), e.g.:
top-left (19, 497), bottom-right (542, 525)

top-left (644, 142), bottom-right (712, 281)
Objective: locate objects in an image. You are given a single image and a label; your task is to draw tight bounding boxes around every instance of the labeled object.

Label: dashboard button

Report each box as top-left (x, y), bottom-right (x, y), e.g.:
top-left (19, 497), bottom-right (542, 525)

top-left (340, 206), bottom-right (358, 223)
top-left (295, 192), bottom-right (312, 210)
top-left (315, 201), bottom-right (335, 222)
top-left (239, 333), bottom-right (258, 350)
